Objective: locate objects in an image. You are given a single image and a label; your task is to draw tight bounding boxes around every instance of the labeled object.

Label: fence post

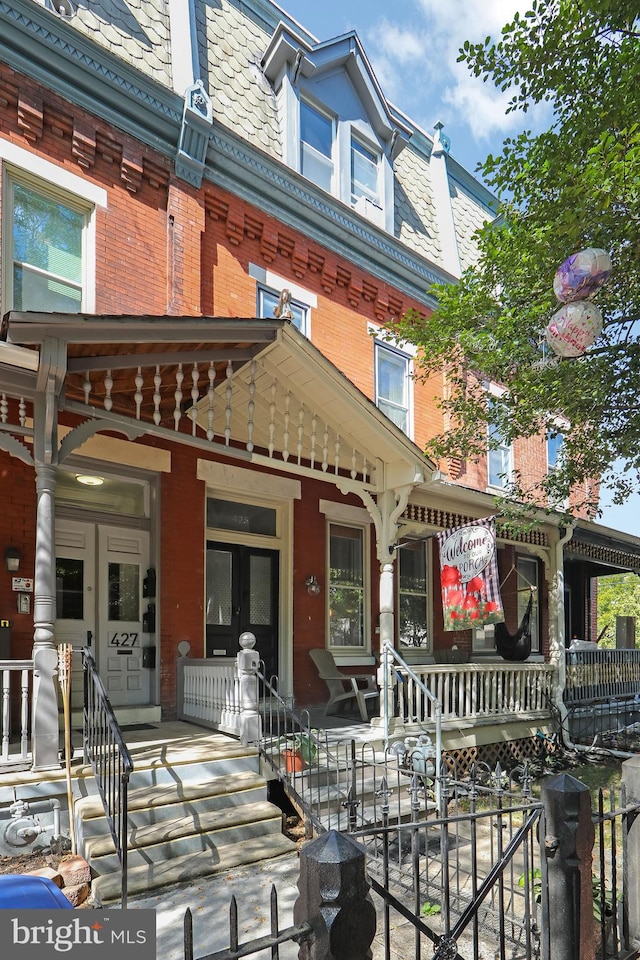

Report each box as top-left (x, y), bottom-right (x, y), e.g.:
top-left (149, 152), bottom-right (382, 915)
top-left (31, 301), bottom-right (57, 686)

top-left (541, 773), bottom-right (595, 960)
top-left (237, 631), bottom-right (261, 745)
top-left (622, 755), bottom-right (640, 950)
top-left (294, 830), bottom-right (376, 960)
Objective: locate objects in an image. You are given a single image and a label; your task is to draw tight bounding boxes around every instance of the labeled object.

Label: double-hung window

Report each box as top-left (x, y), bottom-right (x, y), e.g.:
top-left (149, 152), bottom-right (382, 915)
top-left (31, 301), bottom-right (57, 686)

top-left (398, 541), bottom-right (430, 649)
top-left (375, 342), bottom-right (411, 435)
top-left (300, 100), bottom-right (334, 193)
top-left (547, 431), bottom-right (563, 472)
top-left (328, 523), bottom-right (367, 651)
top-left (351, 137), bottom-right (380, 206)
top-left (6, 174), bottom-right (87, 313)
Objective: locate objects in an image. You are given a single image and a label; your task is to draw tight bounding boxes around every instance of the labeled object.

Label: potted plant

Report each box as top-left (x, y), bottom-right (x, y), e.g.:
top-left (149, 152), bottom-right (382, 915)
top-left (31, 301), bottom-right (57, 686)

top-left (279, 732), bottom-right (318, 772)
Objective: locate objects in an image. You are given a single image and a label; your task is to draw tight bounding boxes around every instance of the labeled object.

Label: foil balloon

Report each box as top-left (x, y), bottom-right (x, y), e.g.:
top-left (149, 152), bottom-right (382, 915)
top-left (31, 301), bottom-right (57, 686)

top-left (553, 247), bottom-right (612, 303)
top-left (545, 301), bottom-right (603, 358)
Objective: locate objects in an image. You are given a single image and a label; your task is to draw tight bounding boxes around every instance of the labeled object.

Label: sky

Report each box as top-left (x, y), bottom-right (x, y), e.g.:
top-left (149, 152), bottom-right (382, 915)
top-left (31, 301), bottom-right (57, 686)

top-left (277, 0), bottom-right (640, 538)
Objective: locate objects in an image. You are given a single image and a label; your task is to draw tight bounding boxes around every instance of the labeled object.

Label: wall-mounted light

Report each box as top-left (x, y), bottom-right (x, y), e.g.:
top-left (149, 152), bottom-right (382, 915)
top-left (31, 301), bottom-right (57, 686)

top-left (305, 575), bottom-right (320, 597)
top-left (4, 546), bottom-right (21, 573)
top-left (75, 474), bottom-right (104, 486)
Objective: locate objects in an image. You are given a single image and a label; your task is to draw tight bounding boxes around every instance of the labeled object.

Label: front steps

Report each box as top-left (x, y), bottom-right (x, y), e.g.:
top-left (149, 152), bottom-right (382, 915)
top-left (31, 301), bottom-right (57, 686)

top-left (71, 723), bottom-right (297, 904)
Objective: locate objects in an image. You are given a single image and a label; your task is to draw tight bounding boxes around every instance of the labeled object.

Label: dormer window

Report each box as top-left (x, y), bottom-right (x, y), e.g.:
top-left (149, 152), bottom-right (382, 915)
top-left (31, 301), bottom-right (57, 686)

top-left (300, 100), bottom-right (334, 193)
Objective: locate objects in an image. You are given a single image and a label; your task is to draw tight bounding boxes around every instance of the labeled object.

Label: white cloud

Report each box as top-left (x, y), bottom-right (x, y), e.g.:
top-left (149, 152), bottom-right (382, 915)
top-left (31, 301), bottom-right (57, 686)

top-left (365, 0), bottom-right (532, 146)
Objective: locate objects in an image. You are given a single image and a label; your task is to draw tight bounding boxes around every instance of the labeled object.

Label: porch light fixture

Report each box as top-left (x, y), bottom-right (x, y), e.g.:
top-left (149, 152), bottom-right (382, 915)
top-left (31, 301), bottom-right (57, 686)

top-left (4, 546), bottom-right (20, 573)
top-left (75, 474), bottom-right (104, 486)
top-left (305, 575), bottom-right (320, 597)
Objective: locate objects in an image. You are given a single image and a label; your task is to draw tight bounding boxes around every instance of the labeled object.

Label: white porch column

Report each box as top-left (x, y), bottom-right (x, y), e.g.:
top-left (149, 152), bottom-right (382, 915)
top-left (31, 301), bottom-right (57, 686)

top-left (31, 461), bottom-right (60, 770)
top-left (549, 524), bottom-right (574, 741)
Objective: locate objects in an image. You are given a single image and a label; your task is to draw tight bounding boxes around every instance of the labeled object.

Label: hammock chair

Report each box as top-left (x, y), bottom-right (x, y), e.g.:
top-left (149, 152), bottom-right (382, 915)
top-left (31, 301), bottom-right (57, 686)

top-left (495, 590), bottom-right (533, 662)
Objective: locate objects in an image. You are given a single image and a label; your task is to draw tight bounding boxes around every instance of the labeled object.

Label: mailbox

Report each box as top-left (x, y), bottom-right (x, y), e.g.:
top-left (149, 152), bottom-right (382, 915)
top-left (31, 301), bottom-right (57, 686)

top-left (142, 646), bottom-right (156, 669)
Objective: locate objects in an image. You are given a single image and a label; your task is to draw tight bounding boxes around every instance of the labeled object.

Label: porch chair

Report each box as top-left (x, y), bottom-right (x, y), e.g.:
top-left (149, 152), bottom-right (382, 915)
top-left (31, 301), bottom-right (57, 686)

top-left (309, 649), bottom-right (378, 722)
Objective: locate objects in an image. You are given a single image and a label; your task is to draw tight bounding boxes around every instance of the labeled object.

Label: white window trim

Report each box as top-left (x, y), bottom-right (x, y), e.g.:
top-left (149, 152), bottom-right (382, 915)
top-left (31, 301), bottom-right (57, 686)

top-left (486, 386), bottom-right (514, 492)
top-left (2, 150), bottom-right (104, 316)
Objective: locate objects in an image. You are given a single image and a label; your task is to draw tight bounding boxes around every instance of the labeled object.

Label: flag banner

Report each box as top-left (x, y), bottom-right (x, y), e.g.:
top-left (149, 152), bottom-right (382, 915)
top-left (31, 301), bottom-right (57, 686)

top-left (437, 518), bottom-right (504, 631)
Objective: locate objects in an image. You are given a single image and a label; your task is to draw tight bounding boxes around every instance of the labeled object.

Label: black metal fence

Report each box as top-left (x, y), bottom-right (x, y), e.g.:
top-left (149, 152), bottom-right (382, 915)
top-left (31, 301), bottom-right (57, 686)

top-left (82, 646), bottom-right (133, 908)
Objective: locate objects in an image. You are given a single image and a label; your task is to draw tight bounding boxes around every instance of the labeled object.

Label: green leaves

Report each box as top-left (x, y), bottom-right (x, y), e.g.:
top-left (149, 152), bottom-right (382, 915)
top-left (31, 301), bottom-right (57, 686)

top-left (387, 0), bottom-right (640, 519)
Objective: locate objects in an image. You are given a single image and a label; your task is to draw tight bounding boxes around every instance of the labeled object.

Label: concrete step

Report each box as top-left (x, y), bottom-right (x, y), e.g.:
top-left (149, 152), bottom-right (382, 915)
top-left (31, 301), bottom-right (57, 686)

top-left (75, 770), bottom-right (267, 825)
top-left (84, 800), bottom-right (286, 871)
top-left (92, 834), bottom-right (298, 904)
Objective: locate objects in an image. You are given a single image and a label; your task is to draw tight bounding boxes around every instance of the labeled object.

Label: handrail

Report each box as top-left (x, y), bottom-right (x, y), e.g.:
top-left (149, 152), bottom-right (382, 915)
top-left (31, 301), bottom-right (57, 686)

top-left (82, 647), bottom-right (133, 908)
top-left (381, 641), bottom-right (443, 814)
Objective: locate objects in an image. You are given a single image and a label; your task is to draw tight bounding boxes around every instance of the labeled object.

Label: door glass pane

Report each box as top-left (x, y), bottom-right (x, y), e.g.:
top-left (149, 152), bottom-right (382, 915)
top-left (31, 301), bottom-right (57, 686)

top-left (108, 563), bottom-right (139, 621)
top-left (206, 548), bottom-right (233, 625)
top-left (250, 555), bottom-right (272, 626)
top-left (56, 559), bottom-right (84, 619)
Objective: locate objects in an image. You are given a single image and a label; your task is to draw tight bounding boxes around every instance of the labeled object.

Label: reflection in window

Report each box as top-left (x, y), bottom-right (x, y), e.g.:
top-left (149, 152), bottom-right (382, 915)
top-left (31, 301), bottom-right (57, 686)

top-left (351, 138), bottom-right (379, 205)
top-left (399, 542), bottom-right (429, 648)
top-left (376, 343), bottom-right (410, 433)
top-left (329, 524), bottom-right (365, 649)
top-left (56, 559), bottom-right (84, 619)
top-left (108, 563), bottom-right (139, 621)
top-left (300, 100), bottom-right (334, 192)
top-left (11, 181), bottom-right (85, 312)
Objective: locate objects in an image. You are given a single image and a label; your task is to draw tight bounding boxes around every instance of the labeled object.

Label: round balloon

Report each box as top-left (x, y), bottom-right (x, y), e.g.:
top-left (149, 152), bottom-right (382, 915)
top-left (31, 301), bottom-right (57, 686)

top-left (545, 301), bottom-right (603, 358)
top-left (553, 247), bottom-right (612, 303)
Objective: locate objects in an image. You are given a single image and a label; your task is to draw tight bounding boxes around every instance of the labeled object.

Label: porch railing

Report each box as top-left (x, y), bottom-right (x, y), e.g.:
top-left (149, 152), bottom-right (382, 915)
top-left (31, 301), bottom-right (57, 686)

top-left (0, 658), bottom-right (32, 768)
top-left (565, 648), bottom-right (640, 702)
top-left (177, 645), bottom-right (244, 738)
top-left (82, 646), bottom-right (133, 908)
top-left (394, 661), bottom-right (555, 726)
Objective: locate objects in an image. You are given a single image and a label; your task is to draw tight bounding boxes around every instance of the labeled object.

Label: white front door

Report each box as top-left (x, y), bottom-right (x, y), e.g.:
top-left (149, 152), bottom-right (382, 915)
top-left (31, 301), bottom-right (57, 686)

top-left (55, 520), bottom-right (151, 708)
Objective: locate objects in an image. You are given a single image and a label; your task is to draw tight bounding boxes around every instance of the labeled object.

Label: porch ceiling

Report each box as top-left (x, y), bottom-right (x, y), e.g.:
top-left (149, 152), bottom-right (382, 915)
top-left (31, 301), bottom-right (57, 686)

top-left (2, 312), bottom-right (434, 491)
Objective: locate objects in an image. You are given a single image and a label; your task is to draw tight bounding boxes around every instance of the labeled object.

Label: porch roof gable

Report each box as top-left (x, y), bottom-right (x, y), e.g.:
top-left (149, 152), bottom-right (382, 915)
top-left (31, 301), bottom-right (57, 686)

top-left (2, 312), bottom-right (435, 493)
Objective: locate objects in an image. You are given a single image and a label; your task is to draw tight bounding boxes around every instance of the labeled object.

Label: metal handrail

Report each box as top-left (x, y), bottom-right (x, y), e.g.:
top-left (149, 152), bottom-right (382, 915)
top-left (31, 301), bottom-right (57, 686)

top-left (381, 641), bottom-right (443, 814)
top-left (82, 646), bottom-right (133, 908)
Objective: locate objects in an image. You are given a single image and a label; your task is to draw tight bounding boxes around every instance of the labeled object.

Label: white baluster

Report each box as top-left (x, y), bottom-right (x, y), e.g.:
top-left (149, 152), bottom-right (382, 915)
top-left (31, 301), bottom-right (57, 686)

top-left (153, 366), bottom-right (162, 425)
top-left (268, 380), bottom-right (276, 458)
top-left (207, 361), bottom-right (216, 441)
top-left (322, 424), bottom-right (329, 472)
top-left (351, 448), bottom-right (357, 480)
top-left (174, 363), bottom-right (184, 430)
top-left (310, 415), bottom-right (317, 470)
top-left (134, 366), bottom-right (144, 420)
top-left (224, 360), bottom-right (233, 446)
top-left (297, 404), bottom-right (305, 464)
top-left (334, 434), bottom-right (341, 474)
top-left (362, 458), bottom-right (368, 483)
top-left (104, 370), bottom-right (113, 412)
top-left (83, 373), bottom-right (91, 405)
top-left (18, 397), bottom-right (26, 428)
top-left (282, 392), bottom-right (291, 462)
top-left (190, 363), bottom-right (199, 436)
top-left (0, 395), bottom-right (7, 423)
top-left (247, 360), bottom-right (256, 452)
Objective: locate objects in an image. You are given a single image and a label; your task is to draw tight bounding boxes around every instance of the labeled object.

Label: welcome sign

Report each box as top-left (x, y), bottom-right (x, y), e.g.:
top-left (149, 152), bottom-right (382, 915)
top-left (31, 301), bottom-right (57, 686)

top-left (437, 519), bottom-right (504, 631)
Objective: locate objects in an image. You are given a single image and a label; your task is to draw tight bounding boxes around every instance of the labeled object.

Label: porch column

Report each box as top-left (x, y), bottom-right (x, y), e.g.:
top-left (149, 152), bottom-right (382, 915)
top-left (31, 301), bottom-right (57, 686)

top-left (549, 525), bottom-right (574, 741)
top-left (31, 461), bottom-right (59, 770)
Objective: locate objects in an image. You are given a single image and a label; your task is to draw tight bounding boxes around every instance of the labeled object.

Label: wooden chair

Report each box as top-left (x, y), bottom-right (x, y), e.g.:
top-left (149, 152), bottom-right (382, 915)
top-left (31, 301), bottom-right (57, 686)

top-left (309, 649), bottom-right (378, 722)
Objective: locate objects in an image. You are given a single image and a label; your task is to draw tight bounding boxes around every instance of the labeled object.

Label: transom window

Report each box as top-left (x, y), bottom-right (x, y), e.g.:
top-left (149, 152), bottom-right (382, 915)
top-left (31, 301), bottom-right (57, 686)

top-left (351, 138), bottom-right (379, 205)
top-left (300, 100), bottom-right (334, 193)
top-left (375, 342), bottom-right (411, 435)
top-left (6, 176), bottom-right (87, 313)
top-left (398, 541), bottom-right (430, 649)
top-left (328, 523), bottom-right (367, 651)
